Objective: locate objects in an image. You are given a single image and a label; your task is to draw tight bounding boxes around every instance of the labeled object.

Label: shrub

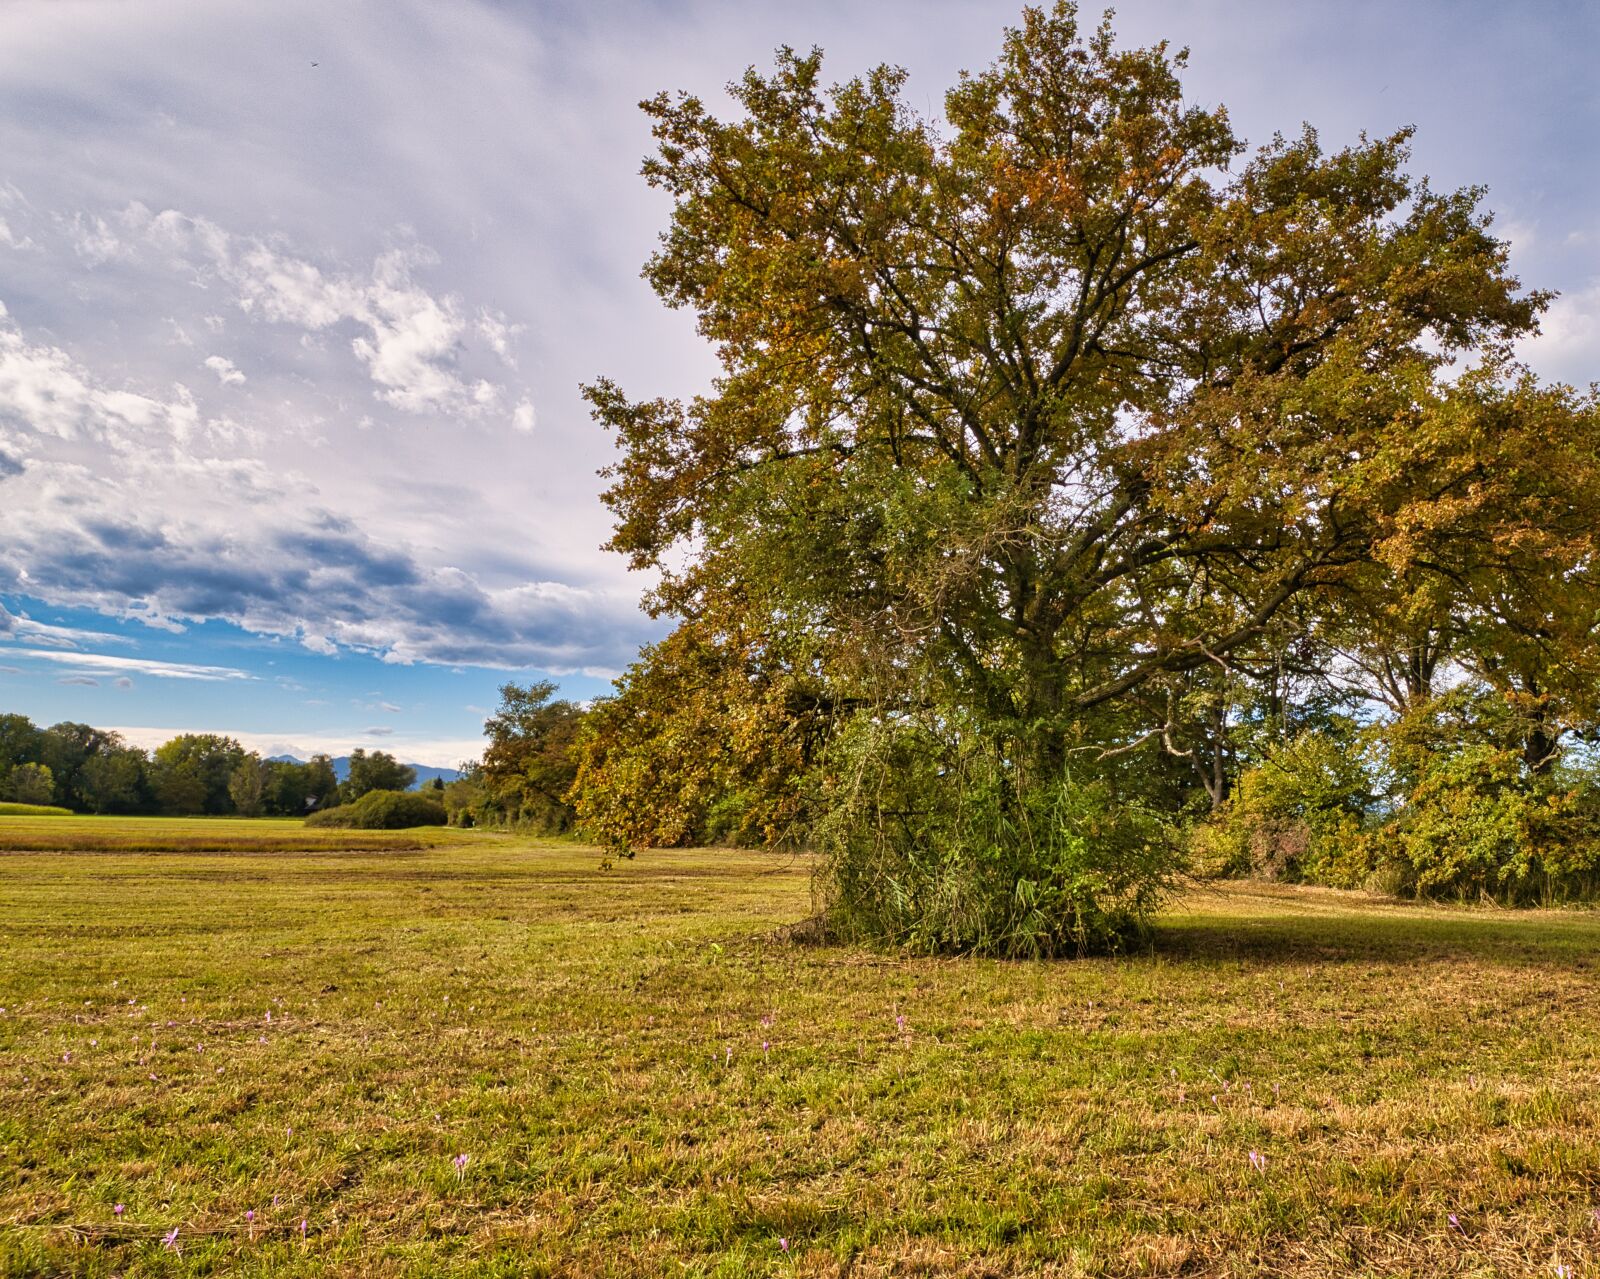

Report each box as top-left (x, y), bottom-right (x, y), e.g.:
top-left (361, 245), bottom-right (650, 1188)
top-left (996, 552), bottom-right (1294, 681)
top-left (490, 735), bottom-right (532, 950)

top-left (305, 789), bottom-right (446, 830)
top-left (1361, 746), bottom-right (1600, 904)
top-left (1191, 730), bottom-right (1371, 884)
top-left (0, 801), bottom-right (74, 817)
top-left (814, 717), bottom-right (1178, 958)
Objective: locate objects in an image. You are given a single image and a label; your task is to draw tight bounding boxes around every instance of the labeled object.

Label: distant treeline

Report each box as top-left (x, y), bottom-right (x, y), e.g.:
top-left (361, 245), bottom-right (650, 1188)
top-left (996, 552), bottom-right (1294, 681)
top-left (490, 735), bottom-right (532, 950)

top-left (0, 714), bottom-right (425, 816)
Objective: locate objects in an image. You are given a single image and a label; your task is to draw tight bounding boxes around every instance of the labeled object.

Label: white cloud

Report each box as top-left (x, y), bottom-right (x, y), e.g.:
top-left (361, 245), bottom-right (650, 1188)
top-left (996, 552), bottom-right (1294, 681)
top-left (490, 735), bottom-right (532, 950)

top-left (16, 649), bottom-right (253, 681)
top-left (0, 602), bottom-right (134, 649)
top-left (476, 309), bottom-right (521, 364)
top-left (0, 217), bottom-right (36, 251)
top-left (203, 355), bottom-right (246, 385)
top-left (512, 399), bottom-right (536, 432)
top-left (111, 205), bottom-right (520, 420)
top-left (0, 301), bottom-right (201, 444)
top-left (1521, 280), bottom-right (1600, 386)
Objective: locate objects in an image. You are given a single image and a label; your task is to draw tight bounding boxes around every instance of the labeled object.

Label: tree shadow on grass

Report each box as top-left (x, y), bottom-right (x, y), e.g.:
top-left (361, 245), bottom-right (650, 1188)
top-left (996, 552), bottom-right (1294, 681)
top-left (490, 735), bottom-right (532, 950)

top-left (1151, 882), bottom-right (1600, 970)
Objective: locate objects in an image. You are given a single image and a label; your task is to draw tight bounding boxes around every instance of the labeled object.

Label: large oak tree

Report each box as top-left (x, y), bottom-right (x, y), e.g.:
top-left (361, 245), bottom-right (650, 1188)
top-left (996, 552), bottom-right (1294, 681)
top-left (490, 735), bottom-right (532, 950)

top-left (585, 4), bottom-right (1597, 951)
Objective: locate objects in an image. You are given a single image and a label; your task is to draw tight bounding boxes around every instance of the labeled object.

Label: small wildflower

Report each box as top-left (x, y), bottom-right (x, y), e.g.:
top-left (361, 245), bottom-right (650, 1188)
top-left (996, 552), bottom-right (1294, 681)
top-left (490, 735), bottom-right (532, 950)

top-left (1449, 1213), bottom-right (1466, 1238)
top-left (113, 1204), bottom-right (125, 1216)
top-left (162, 1227), bottom-right (180, 1253)
top-left (779, 1237), bottom-right (789, 1252)
top-left (453, 1152), bottom-right (470, 1177)
top-left (300, 1218), bottom-right (308, 1240)
top-left (1248, 1150), bottom-right (1266, 1172)
top-left (895, 1015), bottom-right (905, 1031)
top-left (763, 1040), bottom-right (770, 1053)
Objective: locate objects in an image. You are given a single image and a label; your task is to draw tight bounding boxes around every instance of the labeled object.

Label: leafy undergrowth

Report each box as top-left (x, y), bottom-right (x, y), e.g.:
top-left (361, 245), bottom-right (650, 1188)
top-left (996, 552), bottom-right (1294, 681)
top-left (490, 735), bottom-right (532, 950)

top-left (2, 843), bottom-right (1599, 1276)
top-left (0, 814), bottom-right (473, 853)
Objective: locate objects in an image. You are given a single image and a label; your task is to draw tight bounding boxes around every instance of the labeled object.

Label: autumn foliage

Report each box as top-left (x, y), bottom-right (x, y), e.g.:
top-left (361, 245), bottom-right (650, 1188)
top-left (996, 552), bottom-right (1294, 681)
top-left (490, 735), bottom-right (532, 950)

top-left (575, 4), bottom-right (1600, 951)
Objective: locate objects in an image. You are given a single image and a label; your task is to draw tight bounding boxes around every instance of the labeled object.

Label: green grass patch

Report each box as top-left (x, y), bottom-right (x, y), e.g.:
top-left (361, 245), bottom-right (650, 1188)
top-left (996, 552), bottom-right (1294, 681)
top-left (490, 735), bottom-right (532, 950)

top-left (3, 845), bottom-right (1600, 1275)
top-left (0, 813), bottom-right (475, 853)
top-left (0, 801), bottom-right (73, 817)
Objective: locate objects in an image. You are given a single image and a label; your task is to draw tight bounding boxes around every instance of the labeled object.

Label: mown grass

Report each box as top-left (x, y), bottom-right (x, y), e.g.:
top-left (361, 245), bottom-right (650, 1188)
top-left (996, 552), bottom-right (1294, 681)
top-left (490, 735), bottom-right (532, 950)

top-left (3, 823), bottom-right (1600, 1276)
top-left (0, 814), bottom-right (465, 853)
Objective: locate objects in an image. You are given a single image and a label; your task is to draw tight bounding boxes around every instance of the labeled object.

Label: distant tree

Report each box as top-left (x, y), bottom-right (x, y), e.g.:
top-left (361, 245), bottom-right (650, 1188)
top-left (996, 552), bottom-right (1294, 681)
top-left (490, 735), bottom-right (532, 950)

top-left (77, 742), bottom-right (148, 814)
top-left (262, 759), bottom-right (309, 816)
top-left (343, 749), bottom-right (415, 802)
top-left (0, 713), bottom-right (42, 777)
top-left (39, 722), bottom-right (119, 809)
top-left (480, 682), bottom-right (586, 831)
top-left (302, 754), bottom-right (341, 810)
top-left (151, 734), bottom-right (246, 815)
top-left (1, 761), bottom-right (54, 806)
top-left (227, 755), bottom-right (270, 817)
top-left (441, 760), bottom-right (486, 827)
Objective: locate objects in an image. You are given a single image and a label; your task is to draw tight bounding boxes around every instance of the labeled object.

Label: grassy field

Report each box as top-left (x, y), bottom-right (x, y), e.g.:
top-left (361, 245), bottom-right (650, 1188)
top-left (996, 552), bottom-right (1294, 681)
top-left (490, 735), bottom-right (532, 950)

top-left (0, 814), bottom-right (461, 854)
top-left (4, 819), bottom-right (1600, 1276)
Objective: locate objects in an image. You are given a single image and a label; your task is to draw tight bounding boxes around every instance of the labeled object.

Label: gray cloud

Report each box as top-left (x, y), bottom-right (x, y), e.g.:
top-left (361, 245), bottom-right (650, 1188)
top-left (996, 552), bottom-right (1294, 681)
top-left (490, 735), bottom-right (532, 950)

top-left (1, 498), bottom-right (657, 673)
top-left (57, 675), bottom-right (99, 686)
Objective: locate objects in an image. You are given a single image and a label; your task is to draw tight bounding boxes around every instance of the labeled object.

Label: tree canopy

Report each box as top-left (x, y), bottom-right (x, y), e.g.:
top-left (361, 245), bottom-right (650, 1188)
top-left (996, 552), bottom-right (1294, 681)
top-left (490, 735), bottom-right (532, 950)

top-left (582, 3), bottom-right (1600, 953)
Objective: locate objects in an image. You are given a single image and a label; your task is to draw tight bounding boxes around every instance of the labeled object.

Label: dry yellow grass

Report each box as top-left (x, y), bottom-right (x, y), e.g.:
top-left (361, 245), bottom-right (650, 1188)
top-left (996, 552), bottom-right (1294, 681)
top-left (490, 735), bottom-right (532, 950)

top-left (3, 825), bottom-right (1599, 1276)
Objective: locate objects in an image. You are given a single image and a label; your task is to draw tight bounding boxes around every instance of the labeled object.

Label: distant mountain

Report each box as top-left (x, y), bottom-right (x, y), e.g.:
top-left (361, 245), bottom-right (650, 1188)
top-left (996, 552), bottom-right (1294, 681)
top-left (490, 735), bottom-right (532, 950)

top-left (267, 754), bottom-right (461, 789)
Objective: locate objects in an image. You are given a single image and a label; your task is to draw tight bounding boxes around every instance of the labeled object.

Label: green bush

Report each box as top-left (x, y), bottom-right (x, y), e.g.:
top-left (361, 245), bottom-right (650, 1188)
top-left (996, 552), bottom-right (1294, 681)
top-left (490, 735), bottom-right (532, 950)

top-left (815, 717), bottom-right (1177, 957)
top-left (1192, 730), bottom-right (1371, 883)
top-left (0, 801), bottom-right (74, 817)
top-left (305, 789), bottom-right (447, 830)
top-left (1360, 746), bottom-right (1600, 904)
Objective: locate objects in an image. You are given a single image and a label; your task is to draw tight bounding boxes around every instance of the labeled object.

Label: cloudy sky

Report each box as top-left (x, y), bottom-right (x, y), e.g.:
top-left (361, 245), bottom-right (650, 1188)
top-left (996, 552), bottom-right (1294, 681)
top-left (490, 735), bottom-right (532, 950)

top-left (0, 0), bottom-right (1594, 766)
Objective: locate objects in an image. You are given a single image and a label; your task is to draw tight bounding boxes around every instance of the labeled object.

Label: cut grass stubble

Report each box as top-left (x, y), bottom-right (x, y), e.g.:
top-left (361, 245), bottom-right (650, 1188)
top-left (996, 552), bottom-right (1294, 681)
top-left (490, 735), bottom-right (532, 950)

top-left (3, 816), bottom-right (1600, 1276)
